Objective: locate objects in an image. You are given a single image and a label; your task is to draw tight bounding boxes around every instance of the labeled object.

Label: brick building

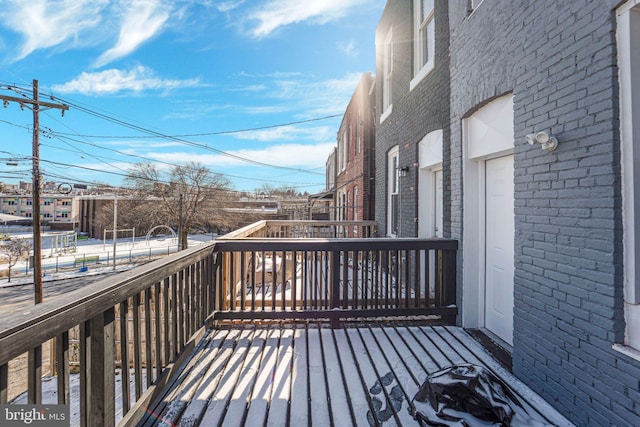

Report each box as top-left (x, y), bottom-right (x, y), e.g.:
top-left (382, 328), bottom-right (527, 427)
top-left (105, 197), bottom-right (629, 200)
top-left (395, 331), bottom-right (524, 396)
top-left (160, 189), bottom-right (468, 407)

top-left (335, 72), bottom-right (376, 233)
top-left (373, 0), bottom-right (640, 425)
top-left (374, 0), bottom-right (450, 238)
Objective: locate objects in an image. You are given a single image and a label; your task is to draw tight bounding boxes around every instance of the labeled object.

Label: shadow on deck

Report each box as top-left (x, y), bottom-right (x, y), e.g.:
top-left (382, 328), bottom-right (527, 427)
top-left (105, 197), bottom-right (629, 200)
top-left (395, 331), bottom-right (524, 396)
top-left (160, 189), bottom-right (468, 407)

top-left (139, 321), bottom-right (571, 427)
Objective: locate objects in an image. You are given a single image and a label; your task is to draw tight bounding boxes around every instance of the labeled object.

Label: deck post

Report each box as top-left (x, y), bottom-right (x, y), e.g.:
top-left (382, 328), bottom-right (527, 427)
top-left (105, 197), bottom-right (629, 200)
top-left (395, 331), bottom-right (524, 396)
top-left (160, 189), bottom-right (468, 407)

top-left (88, 309), bottom-right (116, 426)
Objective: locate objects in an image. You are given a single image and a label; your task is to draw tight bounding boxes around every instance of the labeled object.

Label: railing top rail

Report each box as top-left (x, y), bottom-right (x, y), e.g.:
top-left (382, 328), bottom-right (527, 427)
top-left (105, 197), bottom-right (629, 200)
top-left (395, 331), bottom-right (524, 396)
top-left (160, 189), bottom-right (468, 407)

top-left (214, 237), bottom-right (458, 252)
top-left (0, 241), bottom-right (215, 364)
top-left (221, 220), bottom-right (377, 239)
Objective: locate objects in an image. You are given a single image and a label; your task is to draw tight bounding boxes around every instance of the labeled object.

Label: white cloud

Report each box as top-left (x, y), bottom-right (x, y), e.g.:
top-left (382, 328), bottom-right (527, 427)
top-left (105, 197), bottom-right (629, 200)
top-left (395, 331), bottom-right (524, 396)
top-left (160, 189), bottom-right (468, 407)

top-left (246, 0), bottom-right (369, 39)
top-left (267, 72), bottom-right (363, 117)
top-left (52, 66), bottom-right (202, 95)
top-left (232, 125), bottom-right (334, 142)
top-left (148, 142), bottom-right (335, 169)
top-left (216, 0), bottom-right (245, 13)
top-left (337, 39), bottom-right (357, 58)
top-left (0, 0), bottom-right (109, 61)
top-left (94, 0), bottom-right (171, 67)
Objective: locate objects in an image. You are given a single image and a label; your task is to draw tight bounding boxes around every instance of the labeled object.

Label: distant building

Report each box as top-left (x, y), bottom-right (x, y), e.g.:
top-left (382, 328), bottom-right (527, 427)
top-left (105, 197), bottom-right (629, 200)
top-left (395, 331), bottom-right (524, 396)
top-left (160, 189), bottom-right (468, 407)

top-left (0, 194), bottom-right (77, 224)
top-left (335, 72), bottom-right (376, 232)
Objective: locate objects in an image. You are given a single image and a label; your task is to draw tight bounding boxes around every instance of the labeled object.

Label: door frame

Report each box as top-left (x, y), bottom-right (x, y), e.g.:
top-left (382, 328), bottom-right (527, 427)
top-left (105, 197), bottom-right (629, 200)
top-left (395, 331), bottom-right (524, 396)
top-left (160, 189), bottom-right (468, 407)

top-left (461, 94), bottom-right (514, 343)
top-left (418, 129), bottom-right (443, 238)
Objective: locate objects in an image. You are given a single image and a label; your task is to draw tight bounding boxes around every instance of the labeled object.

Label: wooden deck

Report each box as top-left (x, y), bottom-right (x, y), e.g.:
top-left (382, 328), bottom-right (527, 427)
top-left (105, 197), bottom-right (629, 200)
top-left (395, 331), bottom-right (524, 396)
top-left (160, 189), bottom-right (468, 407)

top-left (138, 321), bottom-right (572, 427)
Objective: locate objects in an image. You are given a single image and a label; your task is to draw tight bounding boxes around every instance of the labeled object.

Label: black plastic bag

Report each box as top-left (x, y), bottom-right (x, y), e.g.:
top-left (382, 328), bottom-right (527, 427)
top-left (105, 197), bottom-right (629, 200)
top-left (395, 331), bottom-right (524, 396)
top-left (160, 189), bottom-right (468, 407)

top-left (411, 364), bottom-right (554, 426)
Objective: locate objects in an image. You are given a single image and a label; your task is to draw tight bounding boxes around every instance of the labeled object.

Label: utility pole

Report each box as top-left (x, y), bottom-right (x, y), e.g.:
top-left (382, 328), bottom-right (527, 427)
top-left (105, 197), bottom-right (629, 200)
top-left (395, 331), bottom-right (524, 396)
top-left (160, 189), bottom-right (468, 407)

top-left (178, 193), bottom-right (184, 250)
top-left (113, 195), bottom-right (118, 270)
top-left (0, 80), bottom-right (68, 304)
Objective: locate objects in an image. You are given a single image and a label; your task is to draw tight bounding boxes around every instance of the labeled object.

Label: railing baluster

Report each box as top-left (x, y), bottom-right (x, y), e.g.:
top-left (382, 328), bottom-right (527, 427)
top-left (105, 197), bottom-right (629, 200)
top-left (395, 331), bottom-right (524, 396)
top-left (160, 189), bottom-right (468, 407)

top-left (190, 264), bottom-right (196, 332)
top-left (281, 250), bottom-right (287, 311)
top-left (171, 273), bottom-right (178, 357)
top-left (261, 251), bottom-right (266, 311)
top-left (155, 282), bottom-right (162, 381)
top-left (27, 345), bottom-right (41, 404)
top-left (163, 277), bottom-right (170, 365)
top-left (184, 267), bottom-right (191, 338)
top-left (425, 250), bottom-right (431, 307)
top-left (414, 249), bottom-right (421, 308)
top-left (119, 299), bottom-right (130, 415)
top-left (56, 331), bottom-right (70, 404)
top-left (177, 270), bottom-right (184, 351)
top-left (250, 252), bottom-right (256, 312)
top-left (1, 363), bottom-right (8, 403)
top-left (133, 292), bottom-right (142, 398)
top-left (240, 251), bottom-right (246, 312)
top-left (144, 287), bottom-right (153, 388)
top-left (79, 320), bottom-right (89, 427)
top-left (271, 250), bottom-right (277, 310)
top-left (292, 250), bottom-right (297, 311)
top-left (229, 253), bottom-right (235, 312)
top-left (302, 251), bottom-right (308, 310)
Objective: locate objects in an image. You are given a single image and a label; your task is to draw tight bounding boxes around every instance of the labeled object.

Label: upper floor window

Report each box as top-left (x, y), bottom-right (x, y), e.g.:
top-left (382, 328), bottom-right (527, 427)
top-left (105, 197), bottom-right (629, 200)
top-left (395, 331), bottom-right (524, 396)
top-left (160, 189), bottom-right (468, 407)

top-left (356, 110), bottom-right (362, 154)
top-left (340, 131), bottom-right (347, 171)
top-left (411, 0), bottom-right (435, 90)
top-left (381, 27), bottom-right (393, 122)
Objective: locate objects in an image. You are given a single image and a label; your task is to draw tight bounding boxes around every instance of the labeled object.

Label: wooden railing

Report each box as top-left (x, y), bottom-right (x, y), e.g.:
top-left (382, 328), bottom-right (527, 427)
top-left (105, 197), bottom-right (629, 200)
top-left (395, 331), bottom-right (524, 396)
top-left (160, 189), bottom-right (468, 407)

top-left (0, 221), bottom-right (457, 426)
top-left (0, 242), bottom-right (217, 426)
top-left (213, 238), bottom-right (457, 326)
top-left (224, 219), bottom-right (377, 239)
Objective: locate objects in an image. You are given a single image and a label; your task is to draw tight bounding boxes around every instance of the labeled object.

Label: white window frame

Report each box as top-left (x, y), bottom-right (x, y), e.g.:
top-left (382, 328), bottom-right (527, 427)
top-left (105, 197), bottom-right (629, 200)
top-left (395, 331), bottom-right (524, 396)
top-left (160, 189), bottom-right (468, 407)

top-left (381, 27), bottom-right (393, 123)
top-left (387, 146), bottom-right (400, 237)
top-left (410, 0), bottom-right (435, 91)
top-left (356, 110), bottom-right (361, 154)
top-left (616, 0), bottom-right (640, 358)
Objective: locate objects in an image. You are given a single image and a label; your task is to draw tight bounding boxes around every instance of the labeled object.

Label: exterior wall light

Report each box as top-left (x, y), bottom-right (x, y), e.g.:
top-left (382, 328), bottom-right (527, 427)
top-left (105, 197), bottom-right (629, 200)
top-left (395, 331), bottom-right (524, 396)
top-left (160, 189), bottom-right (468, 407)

top-left (525, 131), bottom-right (558, 151)
top-left (399, 166), bottom-right (410, 177)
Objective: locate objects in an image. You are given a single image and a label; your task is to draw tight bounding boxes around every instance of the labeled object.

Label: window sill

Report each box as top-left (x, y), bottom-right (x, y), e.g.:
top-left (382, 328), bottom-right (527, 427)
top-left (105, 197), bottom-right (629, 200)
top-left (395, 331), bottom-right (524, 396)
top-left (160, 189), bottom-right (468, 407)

top-left (380, 105), bottom-right (393, 124)
top-left (410, 59), bottom-right (435, 91)
top-left (613, 343), bottom-right (640, 363)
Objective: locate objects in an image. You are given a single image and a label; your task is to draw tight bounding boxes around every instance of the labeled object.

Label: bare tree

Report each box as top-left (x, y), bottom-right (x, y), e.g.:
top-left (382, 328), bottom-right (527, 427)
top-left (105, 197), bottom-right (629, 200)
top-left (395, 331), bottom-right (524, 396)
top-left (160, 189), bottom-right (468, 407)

top-left (0, 237), bottom-right (30, 282)
top-left (124, 162), bottom-right (232, 249)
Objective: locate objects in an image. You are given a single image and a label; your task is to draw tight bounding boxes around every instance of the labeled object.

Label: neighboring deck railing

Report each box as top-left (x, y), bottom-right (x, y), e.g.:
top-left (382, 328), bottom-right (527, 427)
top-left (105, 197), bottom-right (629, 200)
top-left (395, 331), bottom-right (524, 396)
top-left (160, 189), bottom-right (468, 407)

top-left (0, 221), bottom-right (457, 426)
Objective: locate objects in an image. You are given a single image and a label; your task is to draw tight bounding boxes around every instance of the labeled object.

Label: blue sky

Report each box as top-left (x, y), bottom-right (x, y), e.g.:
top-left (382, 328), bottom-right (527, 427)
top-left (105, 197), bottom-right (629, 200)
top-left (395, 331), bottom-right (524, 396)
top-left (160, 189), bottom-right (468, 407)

top-left (0, 0), bottom-right (384, 194)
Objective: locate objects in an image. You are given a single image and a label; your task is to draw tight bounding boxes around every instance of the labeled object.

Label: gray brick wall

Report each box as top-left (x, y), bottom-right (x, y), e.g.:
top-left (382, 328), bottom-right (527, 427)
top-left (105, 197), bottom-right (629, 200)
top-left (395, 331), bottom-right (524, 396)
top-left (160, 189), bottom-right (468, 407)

top-left (375, 0), bottom-right (450, 238)
top-left (448, 0), bottom-right (639, 424)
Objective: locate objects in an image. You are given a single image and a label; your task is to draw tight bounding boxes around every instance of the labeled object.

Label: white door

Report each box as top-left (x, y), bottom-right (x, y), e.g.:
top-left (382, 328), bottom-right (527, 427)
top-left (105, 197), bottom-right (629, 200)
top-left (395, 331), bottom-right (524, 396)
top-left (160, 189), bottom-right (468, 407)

top-left (434, 169), bottom-right (443, 238)
top-left (484, 155), bottom-right (514, 345)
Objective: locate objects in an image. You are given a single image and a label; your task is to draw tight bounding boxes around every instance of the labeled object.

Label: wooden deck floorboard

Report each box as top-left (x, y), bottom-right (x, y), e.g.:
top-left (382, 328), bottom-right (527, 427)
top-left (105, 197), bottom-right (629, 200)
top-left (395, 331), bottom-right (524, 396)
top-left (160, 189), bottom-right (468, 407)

top-left (140, 322), bottom-right (573, 427)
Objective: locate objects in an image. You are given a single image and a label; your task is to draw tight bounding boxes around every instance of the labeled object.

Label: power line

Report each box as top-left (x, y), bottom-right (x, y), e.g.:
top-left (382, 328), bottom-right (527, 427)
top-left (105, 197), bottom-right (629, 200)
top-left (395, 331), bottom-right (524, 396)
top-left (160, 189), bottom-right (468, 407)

top-left (48, 94), bottom-right (326, 176)
top-left (51, 113), bottom-right (343, 139)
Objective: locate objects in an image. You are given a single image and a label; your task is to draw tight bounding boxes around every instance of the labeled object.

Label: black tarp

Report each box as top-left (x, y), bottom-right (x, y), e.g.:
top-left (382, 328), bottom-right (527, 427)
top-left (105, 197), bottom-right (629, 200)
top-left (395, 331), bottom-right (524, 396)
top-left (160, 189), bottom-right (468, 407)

top-left (411, 364), bottom-right (555, 426)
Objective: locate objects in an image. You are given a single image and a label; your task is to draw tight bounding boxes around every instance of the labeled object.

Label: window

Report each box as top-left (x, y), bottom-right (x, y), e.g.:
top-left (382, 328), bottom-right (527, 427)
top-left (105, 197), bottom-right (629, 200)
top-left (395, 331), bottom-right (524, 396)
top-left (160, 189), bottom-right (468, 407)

top-left (387, 146), bottom-right (400, 236)
top-left (381, 27), bottom-right (393, 122)
top-left (62, 200), bottom-right (71, 206)
top-left (348, 123), bottom-right (353, 163)
top-left (617, 0), bottom-right (640, 355)
top-left (44, 201), bottom-right (52, 206)
top-left (356, 110), bottom-right (361, 154)
top-left (411, 0), bottom-right (435, 90)
top-left (353, 186), bottom-right (359, 221)
top-left (340, 131), bottom-right (347, 171)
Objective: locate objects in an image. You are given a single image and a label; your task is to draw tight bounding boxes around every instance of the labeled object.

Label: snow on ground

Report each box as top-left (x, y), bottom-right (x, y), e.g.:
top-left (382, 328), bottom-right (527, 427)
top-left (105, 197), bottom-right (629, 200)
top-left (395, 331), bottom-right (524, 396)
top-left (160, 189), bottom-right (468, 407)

top-left (11, 370), bottom-right (148, 426)
top-left (0, 234), bottom-right (216, 288)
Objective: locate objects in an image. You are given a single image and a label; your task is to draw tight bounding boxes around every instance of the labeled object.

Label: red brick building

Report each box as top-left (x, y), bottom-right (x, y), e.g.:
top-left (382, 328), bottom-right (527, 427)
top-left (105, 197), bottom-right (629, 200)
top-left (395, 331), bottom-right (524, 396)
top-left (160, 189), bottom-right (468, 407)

top-left (335, 72), bottom-right (376, 235)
